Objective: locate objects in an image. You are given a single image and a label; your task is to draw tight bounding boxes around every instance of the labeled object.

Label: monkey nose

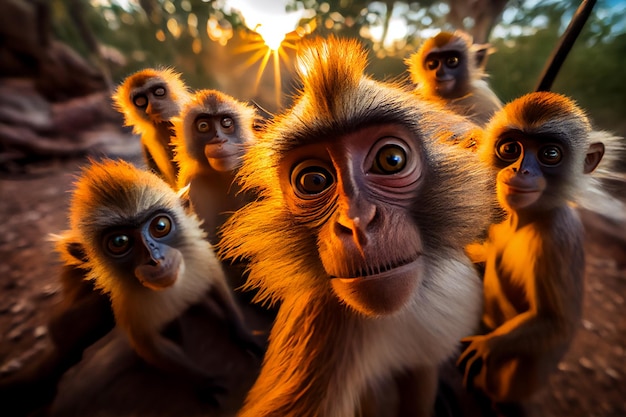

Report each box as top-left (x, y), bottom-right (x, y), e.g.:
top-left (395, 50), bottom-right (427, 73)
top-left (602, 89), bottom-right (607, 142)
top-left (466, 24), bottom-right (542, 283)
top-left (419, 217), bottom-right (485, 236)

top-left (336, 203), bottom-right (377, 253)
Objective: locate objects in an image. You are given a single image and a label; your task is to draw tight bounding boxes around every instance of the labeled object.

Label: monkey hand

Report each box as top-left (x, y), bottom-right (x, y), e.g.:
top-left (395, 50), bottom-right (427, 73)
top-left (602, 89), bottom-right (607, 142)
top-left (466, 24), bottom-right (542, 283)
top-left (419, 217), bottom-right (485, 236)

top-left (458, 333), bottom-right (521, 401)
top-left (456, 334), bottom-right (501, 393)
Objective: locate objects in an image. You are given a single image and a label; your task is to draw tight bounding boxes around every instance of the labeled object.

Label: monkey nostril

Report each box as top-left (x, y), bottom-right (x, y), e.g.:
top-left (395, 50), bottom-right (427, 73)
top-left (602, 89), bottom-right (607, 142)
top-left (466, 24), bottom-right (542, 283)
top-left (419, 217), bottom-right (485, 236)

top-left (334, 222), bottom-right (352, 236)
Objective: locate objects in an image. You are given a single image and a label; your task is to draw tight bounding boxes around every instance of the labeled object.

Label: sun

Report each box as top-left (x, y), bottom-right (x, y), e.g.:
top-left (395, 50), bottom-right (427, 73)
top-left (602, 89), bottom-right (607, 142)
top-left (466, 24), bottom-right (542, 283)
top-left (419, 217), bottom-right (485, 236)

top-left (226, 0), bottom-right (314, 108)
top-left (233, 29), bottom-right (305, 108)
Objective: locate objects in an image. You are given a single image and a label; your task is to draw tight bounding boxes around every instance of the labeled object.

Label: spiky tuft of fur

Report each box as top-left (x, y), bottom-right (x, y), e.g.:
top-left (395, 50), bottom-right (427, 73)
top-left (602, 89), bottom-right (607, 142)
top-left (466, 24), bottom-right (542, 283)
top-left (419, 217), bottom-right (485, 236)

top-left (218, 36), bottom-right (496, 417)
top-left (221, 37), bottom-right (496, 306)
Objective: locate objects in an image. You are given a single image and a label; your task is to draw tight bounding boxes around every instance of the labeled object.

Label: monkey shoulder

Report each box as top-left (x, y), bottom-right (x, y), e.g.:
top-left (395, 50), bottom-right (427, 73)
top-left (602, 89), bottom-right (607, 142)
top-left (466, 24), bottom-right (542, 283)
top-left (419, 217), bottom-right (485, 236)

top-left (448, 84), bottom-right (502, 125)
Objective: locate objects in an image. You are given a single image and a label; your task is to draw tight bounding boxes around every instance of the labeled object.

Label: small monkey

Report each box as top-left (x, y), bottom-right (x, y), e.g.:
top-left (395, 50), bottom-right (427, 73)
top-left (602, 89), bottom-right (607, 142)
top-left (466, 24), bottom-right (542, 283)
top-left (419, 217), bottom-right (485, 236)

top-left (458, 92), bottom-right (606, 414)
top-left (64, 159), bottom-right (261, 400)
top-left (173, 89), bottom-right (257, 245)
top-left (112, 68), bottom-right (191, 187)
top-left (220, 37), bottom-right (494, 417)
top-left (407, 31), bottom-right (502, 127)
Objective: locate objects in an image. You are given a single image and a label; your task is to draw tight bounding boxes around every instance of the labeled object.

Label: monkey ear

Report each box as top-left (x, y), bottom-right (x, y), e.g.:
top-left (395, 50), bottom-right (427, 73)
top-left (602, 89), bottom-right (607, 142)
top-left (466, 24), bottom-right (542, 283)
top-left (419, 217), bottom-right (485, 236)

top-left (66, 241), bottom-right (89, 263)
top-left (583, 142), bottom-right (605, 174)
top-left (472, 44), bottom-right (494, 70)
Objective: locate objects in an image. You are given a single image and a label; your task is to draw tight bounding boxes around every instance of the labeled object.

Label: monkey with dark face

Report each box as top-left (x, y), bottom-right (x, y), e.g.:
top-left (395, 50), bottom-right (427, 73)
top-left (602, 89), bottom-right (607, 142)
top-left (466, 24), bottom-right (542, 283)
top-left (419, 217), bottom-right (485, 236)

top-left (219, 37), bottom-right (496, 417)
top-left (173, 89), bottom-right (257, 245)
top-left (63, 159), bottom-right (261, 400)
top-left (112, 68), bottom-right (191, 187)
top-left (407, 31), bottom-right (502, 127)
top-left (458, 92), bottom-right (606, 415)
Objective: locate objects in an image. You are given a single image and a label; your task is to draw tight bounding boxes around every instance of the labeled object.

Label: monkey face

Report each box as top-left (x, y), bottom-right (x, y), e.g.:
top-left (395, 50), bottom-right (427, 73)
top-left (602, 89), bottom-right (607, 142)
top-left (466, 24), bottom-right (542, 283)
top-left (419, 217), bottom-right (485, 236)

top-left (130, 78), bottom-right (180, 123)
top-left (493, 131), bottom-right (571, 211)
top-left (423, 50), bottom-right (468, 98)
top-left (279, 124), bottom-right (425, 316)
top-left (99, 211), bottom-right (184, 291)
top-left (191, 113), bottom-right (245, 172)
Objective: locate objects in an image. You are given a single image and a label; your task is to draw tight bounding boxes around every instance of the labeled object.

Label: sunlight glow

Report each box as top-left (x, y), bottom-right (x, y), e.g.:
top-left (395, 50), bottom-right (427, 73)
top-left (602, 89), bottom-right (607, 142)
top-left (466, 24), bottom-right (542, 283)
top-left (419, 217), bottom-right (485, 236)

top-left (227, 0), bottom-right (309, 50)
top-left (233, 30), bottom-right (304, 107)
top-left (226, 1), bottom-right (314, 108)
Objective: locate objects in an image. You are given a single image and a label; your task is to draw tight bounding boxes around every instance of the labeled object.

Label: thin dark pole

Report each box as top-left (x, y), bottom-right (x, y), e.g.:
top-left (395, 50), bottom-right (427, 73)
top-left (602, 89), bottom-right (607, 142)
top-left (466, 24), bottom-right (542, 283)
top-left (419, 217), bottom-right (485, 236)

top-left (535, 0), bottom-right (598, 92)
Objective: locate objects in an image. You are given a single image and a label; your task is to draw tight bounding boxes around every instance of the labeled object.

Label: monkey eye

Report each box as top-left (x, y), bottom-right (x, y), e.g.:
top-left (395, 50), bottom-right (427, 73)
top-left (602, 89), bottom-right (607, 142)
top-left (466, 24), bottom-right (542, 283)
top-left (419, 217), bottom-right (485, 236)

top-left (195, 117), bottom-right (211, 133)
top-left (371, 144), bottom-right (407, 174)
top-left (149, 215), bottom-right (172, 239)
top-left (425, 59), bottom-right (439, 70)
top-left (153, 86), bottom-right (166, 96)
top-left (133, 95), bottom-right (148, 108)
top-left (291, 160), bottom-right (335, 198)
top-left (445, 55), bottom-right (460, 68)
top-left (496, 140), bottom-right (522, 162)
top-left (538, 145), bottom-right (563, 165)
top-left (221, 116), bottom-right (234, 130)
top-left (105, 233), bottom-right (133, 256)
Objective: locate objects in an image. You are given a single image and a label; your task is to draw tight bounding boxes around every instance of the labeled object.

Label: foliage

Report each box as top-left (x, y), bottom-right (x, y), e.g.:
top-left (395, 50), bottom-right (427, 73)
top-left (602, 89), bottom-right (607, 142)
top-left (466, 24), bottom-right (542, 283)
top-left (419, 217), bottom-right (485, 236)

top-left (49, 0), bottom-right (626, 135)
top-left (487, 0), bottom-right (626, 134)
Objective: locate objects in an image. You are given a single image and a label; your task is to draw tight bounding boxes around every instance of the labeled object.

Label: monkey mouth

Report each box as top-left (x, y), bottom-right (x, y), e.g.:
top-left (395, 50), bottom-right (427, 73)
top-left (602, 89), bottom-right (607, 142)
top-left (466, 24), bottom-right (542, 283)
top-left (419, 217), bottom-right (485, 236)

top-left (204, 143), bottom-right (242, 159)
top-left (330, 255), bottom-right (420, 280)
top-left (330, 256), bottom-right (423, 316)
top-left (502, 184), bottom-right (542, 197)
top-left (503, 184), bottom-right (538, 193)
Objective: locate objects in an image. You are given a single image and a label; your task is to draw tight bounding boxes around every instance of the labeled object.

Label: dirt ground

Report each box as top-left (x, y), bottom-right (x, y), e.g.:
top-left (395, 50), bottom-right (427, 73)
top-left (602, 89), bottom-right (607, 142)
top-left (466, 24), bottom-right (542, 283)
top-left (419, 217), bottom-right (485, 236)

top-left (0, 143), bottom-right (625, 416)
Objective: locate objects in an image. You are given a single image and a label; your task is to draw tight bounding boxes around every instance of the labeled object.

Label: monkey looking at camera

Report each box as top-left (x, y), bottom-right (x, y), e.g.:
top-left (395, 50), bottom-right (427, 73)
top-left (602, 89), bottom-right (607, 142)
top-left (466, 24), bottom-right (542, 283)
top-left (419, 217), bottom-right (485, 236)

top-left (407, 31), bottom-right (502, 127)
top-left (173, 89), bottom-right (258, 245)
top-left (458, 92), bottom-right (606, 415)
top-left (63, 159), bottom-right (262, 402)
top-left (219, 36), bottom-right (495, 417)
top-left (112, 68), bottom-right (191, 187)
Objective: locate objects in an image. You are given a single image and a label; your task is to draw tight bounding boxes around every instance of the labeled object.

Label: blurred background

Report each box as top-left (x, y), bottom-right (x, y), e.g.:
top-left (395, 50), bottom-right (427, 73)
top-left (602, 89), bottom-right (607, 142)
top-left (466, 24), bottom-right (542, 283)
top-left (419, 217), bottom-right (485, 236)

top-left (1, 0), bottom-right (625, 172)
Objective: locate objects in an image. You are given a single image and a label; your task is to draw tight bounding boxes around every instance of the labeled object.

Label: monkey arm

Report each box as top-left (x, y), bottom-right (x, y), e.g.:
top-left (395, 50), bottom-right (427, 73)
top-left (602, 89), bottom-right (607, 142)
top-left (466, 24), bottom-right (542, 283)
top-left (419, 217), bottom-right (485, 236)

top-left (458, 220), bottom-right (584, 400)
top-left (484, 222), bottom-right (584, 355)
top-left (204, 279), bottom-right (265, 357)
top-left (128, 328), bottom-right (225, 389)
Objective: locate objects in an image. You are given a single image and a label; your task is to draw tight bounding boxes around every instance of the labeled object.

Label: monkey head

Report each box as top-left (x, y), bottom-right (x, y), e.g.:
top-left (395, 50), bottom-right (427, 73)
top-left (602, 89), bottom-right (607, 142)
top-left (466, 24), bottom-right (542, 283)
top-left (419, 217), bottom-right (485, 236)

top-left (279, 123), bottom-right (426, 314)
top-left (483, 92), bottom-right (604, 213)
top-left (113, 68), bottom-right (191, 131)
top-left (69, 159), bottom-right (207, 294)
top-left (408, 31), bottom-right (478, 99)
top-left (220, 37), bottom-right (493, 317)
top-left (175, 89), bottom-right (257, 173)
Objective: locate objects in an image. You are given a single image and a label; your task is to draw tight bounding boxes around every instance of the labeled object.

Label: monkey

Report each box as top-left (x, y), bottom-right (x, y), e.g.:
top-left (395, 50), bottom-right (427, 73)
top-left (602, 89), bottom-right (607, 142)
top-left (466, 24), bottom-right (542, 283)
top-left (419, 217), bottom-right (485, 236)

top-left (172, 88), bottom-right (257, 245)
top-left (218, 36), bottom-right (496, 417)
top-left (112, 68), bottom-right (191, 187)
top-left (457, 92), bottom-right (606, 416)
top-left (63, 159), bottom-right (262, 401)
top-left (406, 30), bottom-right (502, 127)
